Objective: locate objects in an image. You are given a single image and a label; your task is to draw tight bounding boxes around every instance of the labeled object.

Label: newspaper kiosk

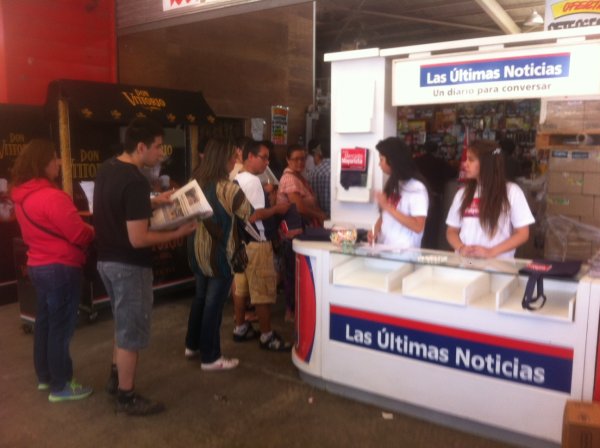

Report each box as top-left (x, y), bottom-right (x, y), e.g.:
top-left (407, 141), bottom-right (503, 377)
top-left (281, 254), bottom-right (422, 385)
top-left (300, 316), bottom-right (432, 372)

top-left (44, 79), bottom-right (215, 319)
top-left (293, 26), bottom-right (600, 447)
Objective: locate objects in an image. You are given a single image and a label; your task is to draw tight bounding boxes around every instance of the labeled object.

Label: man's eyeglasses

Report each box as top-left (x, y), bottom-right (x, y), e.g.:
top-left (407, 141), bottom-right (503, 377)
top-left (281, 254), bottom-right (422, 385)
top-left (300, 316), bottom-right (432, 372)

top-left (255, 154), bottom-right (269, 161)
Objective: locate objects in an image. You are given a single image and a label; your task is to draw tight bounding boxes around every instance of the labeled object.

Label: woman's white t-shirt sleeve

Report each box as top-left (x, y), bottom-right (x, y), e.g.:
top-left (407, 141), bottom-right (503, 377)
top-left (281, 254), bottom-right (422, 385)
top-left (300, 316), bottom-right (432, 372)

top-left (380, 179), bottom-right (428, 248)
top-left (408, 181), bottom-right (429, 217)
top-left (445, 188), bottom-right (464, 228)
top-left (508, 182), bottom-right (535, 228)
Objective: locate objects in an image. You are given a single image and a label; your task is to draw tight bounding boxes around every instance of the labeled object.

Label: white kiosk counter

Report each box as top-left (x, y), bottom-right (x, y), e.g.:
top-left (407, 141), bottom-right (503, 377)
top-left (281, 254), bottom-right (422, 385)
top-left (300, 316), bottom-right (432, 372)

top-left (309, 25), bottom-right (600, 446)
top-left (292, 240), bottom-right (600, 446)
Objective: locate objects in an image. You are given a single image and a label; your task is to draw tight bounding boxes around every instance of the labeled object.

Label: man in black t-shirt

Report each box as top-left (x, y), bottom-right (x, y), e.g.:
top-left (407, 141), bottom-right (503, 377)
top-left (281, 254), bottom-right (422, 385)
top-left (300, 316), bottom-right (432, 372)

top-left (94, 117), bottom-right (196, 416)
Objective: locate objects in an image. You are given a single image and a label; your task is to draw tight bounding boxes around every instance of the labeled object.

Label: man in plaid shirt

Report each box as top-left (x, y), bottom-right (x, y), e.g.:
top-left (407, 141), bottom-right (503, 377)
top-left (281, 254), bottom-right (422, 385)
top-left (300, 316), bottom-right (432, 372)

top-left (308, 143), bottom-right (331, 219)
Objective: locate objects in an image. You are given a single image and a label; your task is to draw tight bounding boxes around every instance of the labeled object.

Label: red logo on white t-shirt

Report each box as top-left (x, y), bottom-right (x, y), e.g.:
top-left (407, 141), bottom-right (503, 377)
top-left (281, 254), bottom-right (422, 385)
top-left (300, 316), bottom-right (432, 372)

top-left (388, 193), bottom-right (400, 208)
top-left (463, 198), bottom-right (480, 217)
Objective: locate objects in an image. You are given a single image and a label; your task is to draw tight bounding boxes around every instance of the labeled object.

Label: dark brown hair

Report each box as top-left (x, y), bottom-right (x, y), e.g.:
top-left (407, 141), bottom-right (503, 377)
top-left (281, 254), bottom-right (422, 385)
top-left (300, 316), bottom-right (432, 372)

top-left (191, 138), bottom-right (236, 188)
top-left (286, 144), bottom-right (305, 159)
top-left (11, 139), bottom-right (57, 186)
top-left (459, 139), bottom-right (508, 237)
top-left (123, 117), bottom-right (164, 154)
top-left (376, 137), bottom-right (425, 199)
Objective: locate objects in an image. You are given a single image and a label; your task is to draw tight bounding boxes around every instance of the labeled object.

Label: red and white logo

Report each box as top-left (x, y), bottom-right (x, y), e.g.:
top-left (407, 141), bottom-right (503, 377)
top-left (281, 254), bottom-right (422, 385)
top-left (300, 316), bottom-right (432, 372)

top-left (163, 0), bottom-right (198, 11)
top-left (525, 262), bottom-right (552, 273)
top-left (341, 148), bottom-right (367, 171)
top-left (463, 198), bottom-right (480, 218)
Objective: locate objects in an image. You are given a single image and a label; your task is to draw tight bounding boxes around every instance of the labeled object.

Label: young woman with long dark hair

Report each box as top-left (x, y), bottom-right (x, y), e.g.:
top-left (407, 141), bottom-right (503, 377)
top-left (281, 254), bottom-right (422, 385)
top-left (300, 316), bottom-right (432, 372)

top-left (446, 140), bottom-right (534, 259)
top-left (368, 137), bottom-right (429, 247)
top-left (185, 138), bottom-right (253, 370)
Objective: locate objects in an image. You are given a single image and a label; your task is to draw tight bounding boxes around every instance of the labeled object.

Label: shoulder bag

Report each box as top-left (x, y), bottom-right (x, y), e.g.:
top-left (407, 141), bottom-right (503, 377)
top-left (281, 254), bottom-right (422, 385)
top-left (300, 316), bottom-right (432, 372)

top-left (230, 215), bottom-right (248, 273)
top-left (519, 259), bottom-right (582, 311)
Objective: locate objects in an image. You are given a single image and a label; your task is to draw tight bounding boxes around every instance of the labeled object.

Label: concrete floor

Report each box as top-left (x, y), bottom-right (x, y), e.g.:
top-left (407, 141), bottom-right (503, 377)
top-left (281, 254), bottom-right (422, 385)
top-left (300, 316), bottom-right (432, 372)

top-left (0, 291), bottom-right (520, 448)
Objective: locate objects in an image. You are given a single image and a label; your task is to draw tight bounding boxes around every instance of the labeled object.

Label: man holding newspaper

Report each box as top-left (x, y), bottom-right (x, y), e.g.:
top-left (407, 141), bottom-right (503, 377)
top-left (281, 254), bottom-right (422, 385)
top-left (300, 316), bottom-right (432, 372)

top-left (232, 140), bottom-right (292, 351)
top-left (94, 117), bottom-right (197, 416)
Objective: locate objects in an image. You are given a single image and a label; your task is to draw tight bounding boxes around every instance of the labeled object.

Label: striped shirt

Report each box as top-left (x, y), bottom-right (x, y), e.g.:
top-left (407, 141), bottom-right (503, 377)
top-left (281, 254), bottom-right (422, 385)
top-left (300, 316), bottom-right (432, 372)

top-left (189, 179), bottom-right (253, 277)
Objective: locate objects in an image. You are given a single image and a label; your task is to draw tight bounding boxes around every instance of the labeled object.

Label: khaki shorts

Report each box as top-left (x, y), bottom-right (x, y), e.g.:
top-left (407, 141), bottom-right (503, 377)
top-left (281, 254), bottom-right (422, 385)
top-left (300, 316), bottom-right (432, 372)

top-left (234, 241), bottom-right (277, 304)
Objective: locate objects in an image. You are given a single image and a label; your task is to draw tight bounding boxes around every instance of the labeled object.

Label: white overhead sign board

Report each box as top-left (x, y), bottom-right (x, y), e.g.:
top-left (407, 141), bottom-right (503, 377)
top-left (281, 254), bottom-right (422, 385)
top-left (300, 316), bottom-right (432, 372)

top-left (392, 43), bottom-right (600, 106)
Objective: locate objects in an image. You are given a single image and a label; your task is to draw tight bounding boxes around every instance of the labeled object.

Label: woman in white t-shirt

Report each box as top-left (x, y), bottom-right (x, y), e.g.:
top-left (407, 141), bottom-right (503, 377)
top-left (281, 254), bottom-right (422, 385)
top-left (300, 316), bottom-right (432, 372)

top-left (368, 137), bottom-right (429, 248)
top-left (446, 140), bottom-right (534, 259)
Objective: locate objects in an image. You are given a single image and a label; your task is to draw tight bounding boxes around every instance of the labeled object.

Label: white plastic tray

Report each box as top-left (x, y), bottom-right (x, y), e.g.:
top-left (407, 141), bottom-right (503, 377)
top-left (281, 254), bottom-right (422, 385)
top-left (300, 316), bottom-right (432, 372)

top-left (332, 257), bottom-right (413, 292)
top-left (402, 266), bottom-right (489, 306)
top-left (495, 276), bottom-right (576, 322)
top-left (469, 273), bottom-right (516, 309)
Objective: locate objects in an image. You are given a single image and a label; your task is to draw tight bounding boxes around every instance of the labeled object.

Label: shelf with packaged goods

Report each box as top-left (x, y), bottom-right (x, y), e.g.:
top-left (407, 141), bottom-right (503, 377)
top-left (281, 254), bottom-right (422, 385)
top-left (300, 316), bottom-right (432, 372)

top-left (537, 129), bottom-right (600, 135)
top-left (536, 131), bottom-right (600, 149)
top-left (537, 145), bottom-right (600, 151)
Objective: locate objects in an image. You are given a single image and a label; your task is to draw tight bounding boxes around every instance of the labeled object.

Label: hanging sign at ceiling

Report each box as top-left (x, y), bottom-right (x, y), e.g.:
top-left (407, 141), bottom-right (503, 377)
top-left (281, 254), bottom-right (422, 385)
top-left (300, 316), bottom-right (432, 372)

top-left (546, 0), bottom-right (600, 30)
top-left (163, 0), bottom-right (231, 12)
top-left (391, 43), bottom-right (600, 106)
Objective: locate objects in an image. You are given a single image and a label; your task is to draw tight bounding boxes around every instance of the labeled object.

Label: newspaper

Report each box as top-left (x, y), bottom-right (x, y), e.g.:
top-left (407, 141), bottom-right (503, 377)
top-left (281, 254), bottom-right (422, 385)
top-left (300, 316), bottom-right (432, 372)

top-left (257, 166), bottom-right (279, 186)
top-left (150, 179), bottom-right (213, 230)
top-left (79, 181), bottom-right (95, 213)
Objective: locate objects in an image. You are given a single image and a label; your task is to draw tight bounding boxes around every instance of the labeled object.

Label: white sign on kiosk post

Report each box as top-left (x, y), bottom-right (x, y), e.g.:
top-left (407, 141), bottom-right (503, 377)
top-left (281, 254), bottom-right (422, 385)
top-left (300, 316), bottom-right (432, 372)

top-left (336, 147), bottom-right (373, 203)
top-left (392, 43), bottom-right (600, 106)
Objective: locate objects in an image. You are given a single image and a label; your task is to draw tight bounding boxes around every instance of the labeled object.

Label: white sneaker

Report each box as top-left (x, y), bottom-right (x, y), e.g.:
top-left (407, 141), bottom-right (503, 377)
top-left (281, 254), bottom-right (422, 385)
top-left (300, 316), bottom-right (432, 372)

top-left (201, 356), bottom-right (239, 371)
top-left (184, 348), bottom-right (200, 359)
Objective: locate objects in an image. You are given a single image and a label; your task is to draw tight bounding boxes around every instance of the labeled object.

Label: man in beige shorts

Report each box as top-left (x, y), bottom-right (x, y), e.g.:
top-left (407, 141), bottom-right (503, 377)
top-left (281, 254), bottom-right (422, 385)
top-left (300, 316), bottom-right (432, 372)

top-left (233, 140), bottom-right (291, 351)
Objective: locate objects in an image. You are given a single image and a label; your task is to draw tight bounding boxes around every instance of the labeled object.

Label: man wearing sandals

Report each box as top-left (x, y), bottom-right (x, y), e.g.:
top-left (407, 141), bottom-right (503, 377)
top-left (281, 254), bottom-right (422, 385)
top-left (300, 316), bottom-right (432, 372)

top-left (232, 140), bottom-right (292, 351)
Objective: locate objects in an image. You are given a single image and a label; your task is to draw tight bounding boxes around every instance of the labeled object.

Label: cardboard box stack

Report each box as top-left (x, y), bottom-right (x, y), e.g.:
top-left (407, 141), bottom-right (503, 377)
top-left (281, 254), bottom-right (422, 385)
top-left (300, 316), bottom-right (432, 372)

top-left (542, 100), bottom-right (584, 131)
top-left (540, 100), bottom-right (600, 261)
top-left (562, 400), bottom-right (600, 448)
top-left (542, 100), bottom-right (600, 131)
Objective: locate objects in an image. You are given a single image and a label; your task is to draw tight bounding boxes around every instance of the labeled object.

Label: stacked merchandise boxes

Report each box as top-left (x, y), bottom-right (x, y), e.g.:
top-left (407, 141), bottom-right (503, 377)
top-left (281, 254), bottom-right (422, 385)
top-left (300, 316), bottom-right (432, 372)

top-left (539, 100), bottom-right (600, 261)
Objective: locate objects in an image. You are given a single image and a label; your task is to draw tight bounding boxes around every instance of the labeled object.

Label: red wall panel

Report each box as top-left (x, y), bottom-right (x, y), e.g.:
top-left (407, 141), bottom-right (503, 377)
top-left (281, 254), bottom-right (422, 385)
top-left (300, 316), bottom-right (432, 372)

top-left (0, 0), bottom-right (116, 105)
top-left (0, 2), bottom-right (7, 102)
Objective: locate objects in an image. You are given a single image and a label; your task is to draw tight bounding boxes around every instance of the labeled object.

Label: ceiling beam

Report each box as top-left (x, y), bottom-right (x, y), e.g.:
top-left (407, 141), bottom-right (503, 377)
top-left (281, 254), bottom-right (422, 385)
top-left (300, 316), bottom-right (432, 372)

top-left (332, 0), bottom-right (367, 45)
top-left (322, 6), bottom-right (497, 34)
top-left (474, 0), bottom-right (521, 34)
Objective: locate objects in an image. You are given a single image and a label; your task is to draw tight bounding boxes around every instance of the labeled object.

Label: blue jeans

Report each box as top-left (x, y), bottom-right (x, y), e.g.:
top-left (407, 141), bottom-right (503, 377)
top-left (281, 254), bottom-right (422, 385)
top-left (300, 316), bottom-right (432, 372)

top-left (185, 268), bottom-right (233, 364)
top-left (28, 264), bottom-right (82, 392)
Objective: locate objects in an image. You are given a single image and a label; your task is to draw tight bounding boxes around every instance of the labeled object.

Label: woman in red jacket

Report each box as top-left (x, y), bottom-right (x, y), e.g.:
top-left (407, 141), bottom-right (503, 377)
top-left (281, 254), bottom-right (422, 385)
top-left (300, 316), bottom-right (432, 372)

top-left (11, 139), bottom-right (95, 402)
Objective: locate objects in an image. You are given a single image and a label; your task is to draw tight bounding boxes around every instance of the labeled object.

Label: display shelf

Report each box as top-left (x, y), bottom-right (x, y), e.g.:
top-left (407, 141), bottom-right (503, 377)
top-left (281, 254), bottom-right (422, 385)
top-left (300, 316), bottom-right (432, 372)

top-left (536, 131), bottom-right (600, 148)
top-left (332, 257), bottom-right (413, 293)
top-left (496, 276), bottom-right (576, 322)
top-left (537, 129), bottom-right (600, 136)
top-left (401, 266), bottom-right (489, 306)
top-left (538, 145), bottom-right (600, 151)
top-left (468, 273), bottom-right (516, 310)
